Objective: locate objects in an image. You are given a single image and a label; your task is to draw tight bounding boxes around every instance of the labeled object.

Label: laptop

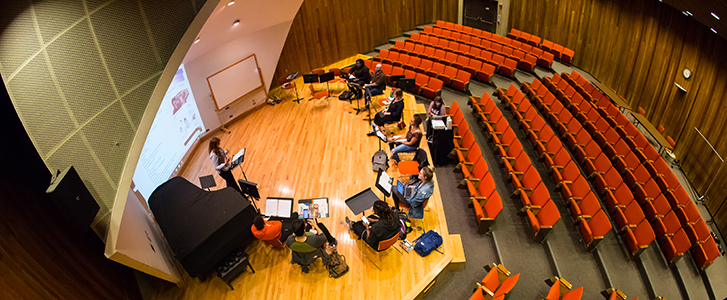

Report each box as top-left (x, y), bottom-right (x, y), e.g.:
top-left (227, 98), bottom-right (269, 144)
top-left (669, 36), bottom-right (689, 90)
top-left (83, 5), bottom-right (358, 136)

top-left (397, 180), bottom-right (416, 198)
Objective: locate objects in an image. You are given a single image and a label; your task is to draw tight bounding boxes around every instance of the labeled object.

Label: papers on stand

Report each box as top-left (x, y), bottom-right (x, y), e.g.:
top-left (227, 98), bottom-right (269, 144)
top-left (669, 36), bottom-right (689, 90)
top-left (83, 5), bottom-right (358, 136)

top-left (265, 197), bottom-right (293, 218)
top-left (298, 198), bottom-right (330, 219)
top-left (376, 171), bottom-right (393, 197)
top-left (230, 148), bottom-right (246, 169)
top-left (431, 119), bottom-right (446, 130)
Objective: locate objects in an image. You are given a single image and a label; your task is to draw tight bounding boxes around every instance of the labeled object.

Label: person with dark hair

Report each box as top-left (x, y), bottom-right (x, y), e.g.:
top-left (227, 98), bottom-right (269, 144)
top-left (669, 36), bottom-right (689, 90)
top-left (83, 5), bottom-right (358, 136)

top-left (363, 64), bottom-right (386, 107)
top-left (395, 166), bottom-right (435, 219)
top-left (250, 216), bottom-right (284, 246)
top-left (347, 59), bottom-right (371, 99)
top-left (388, 115), bottom-right (423, 164)
top-left (208, 137), bottom-right (241, 193)
top-left (285, 219), bottom-right (331, 273)
top-left (367, 88), bottom-right (405, 136)
top-left (345, 200), bottom-right (400, 249)
top-left (425, 96), bottom-right (446, 135)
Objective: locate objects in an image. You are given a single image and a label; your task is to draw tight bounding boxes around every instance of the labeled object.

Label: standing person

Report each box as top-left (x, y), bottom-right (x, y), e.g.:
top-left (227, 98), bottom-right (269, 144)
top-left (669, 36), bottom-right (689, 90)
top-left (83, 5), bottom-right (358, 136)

top-left (347, 59), bottom-right (371, 99)
top-left (208, 137), bottom-right (242, 193)
top-left (426, 96), bottom-right (446, 134)
top-left (345, 200), bottom-right (400, 249)
top-left (388, 115), bottom-right (423, 164)
top-left (367, 88), bottom-right (405, 136)
top-left (364, 64), bottom-right (386, 108)
top-left (395, 166), bottom-right (435, 219)
top-left (286, 219), bottom-right (332, 273)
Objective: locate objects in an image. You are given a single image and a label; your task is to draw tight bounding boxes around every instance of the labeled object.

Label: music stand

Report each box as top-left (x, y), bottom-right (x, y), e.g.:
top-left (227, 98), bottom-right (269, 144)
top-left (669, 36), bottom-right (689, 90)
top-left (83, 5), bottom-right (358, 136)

top-left (399, 78), bottom-right (415, 94)
top-left (344, 188), bottom-right (380, 216)
top-left (237, 179), bottom-right (260, 200)
top-left (375, 170), bottom-right (393, 199)
top-left (286, 72), bottom-right (303, 103)
top-left (199, 175), bottom-right (216, 191)
top-left (319, 72), bottom-right (335, 99)
top-left (303, 73), bottom-right (320, 101)
top-left (389, 75), bottom-right (404, 87)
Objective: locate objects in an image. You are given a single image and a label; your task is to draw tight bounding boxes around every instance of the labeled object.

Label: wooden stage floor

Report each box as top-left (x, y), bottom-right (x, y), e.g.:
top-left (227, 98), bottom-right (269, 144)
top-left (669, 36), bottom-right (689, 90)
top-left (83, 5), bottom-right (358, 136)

top-left (151, 55), bottom-right (455, 300)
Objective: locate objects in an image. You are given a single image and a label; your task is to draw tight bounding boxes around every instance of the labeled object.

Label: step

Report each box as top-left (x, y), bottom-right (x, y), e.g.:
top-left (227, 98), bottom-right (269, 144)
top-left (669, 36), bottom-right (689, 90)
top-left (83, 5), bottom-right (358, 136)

top-left (449, 234), bottom-right (466, 263)
top-left (388, 36), bottom-right (408, 45)
top-left (403, 29), bottom-right (420, 37)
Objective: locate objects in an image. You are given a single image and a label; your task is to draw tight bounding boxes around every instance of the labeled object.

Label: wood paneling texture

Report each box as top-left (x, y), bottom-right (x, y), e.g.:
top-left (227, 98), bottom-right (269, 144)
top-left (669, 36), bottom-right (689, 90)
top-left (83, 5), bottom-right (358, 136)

top-left (272, 0), bottom-right (457, 86)
top-left (510, 0), bottom-right (727, 233)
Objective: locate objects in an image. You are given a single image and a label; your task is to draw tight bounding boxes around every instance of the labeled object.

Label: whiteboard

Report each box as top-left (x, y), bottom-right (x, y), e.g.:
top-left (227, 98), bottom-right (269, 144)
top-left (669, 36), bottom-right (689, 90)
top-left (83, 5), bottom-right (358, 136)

top-left (207, 54), bottom-right (264, 110)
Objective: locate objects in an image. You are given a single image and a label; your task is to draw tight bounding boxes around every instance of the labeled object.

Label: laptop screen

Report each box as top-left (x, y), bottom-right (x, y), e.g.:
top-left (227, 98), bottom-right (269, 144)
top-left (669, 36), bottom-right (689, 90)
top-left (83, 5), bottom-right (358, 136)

top-left (397, 181), bottom-right (404, 194)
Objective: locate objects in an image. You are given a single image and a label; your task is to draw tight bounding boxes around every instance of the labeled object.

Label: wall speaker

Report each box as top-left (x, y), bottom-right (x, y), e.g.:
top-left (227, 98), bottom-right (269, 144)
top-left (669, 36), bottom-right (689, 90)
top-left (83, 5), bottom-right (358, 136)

top-left (46, 166), bottom-right (100, 233)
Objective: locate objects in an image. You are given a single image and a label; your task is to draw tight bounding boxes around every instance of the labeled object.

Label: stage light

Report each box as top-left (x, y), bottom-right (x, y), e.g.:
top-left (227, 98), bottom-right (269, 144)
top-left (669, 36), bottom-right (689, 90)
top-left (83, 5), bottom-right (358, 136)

top-left (227, 1), bottom-right (235, 6)
top-left (194, 38), bottom-right (200, 44)
top-left (232, 20), bottom-right (240, 26)
top-left (711, 28), bottom-right (717, 34)
top-left (712, 12), bottom-right (720, 20)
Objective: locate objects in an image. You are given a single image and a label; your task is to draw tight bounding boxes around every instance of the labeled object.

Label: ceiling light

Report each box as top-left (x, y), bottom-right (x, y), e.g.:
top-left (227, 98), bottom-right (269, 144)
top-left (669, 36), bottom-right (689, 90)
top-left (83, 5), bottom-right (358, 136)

top-left (711, 28), bottom-right (717, 33)
top-left (712, 12), bottom-right (720, 20)
top-left (227, 1), bottom-right (235, 6)
top-left (194, 38), bottom-right (200, 44)
top-left (232, 20), bottom-right (240, 26)
top-left (682, 11), bottom-right (689, 16)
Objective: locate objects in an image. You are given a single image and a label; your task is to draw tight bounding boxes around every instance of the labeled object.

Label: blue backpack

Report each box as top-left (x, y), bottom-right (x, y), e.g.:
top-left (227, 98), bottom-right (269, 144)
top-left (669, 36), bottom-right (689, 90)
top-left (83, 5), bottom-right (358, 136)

top-left (413, 230), bottom-right (443, 257)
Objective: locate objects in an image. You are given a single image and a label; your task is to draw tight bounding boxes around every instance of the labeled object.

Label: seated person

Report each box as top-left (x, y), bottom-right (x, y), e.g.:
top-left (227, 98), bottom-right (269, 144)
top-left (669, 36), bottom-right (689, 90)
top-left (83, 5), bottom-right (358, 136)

top-left (388, 115), bottom-right (423, 164)
top-left (285, 219), bottom-right (330, 273)
top-left (394, 166), bottom-right (435, 219)
top-left (347, 59), bottom-right (371, 99)
top-left (367, 88), bottom-right (405, 136)
top-left (251, 216), bottom-right (284, 246)
top-left (345, 200), bottom-right (400, 250)
top-left (364, 64), bottom-right (386, 106)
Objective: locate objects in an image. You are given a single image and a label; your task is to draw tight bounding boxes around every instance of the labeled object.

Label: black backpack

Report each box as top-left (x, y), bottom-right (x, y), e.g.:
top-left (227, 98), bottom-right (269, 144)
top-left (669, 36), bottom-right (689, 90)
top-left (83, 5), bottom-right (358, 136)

top-left (339, 91), bottom-right (353, 100)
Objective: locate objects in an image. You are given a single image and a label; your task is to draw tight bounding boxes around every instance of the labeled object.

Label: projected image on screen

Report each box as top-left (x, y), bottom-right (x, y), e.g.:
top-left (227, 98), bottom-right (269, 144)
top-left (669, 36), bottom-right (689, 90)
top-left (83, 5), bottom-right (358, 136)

top-left (132, 65), bottom-right (206, 202)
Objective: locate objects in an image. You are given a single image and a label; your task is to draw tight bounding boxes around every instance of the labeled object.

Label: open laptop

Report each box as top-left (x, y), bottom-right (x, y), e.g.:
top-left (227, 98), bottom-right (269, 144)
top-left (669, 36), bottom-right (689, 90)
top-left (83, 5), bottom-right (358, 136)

top-left (398, 180), bottom-right (416, 198)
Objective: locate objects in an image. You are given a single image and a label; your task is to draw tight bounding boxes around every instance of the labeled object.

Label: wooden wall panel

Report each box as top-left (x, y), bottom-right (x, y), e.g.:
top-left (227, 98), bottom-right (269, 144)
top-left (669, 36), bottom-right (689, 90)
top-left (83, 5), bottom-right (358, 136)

top-left (510, 0), bottom-right (727, 233)
top-left (272, 0), bottom-right (457, 85)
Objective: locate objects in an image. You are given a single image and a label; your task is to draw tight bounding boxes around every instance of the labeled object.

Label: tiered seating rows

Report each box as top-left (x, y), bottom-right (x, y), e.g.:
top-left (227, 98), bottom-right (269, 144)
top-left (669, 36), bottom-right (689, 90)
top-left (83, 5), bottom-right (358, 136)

top-left (507, 28), bottom-right (575, 64)
top-left (372, 50), bottom-right (473, 94)
top-left (492, 83), bottom-right (613, 251)
top-left (467, 90), bottom-right (560, 243)
top-left (429, 20), bottom-right (555, 71)
top-left (448, 101), bottom-right (503, 233)
top-left (541, 71), bottom-right (719, 269)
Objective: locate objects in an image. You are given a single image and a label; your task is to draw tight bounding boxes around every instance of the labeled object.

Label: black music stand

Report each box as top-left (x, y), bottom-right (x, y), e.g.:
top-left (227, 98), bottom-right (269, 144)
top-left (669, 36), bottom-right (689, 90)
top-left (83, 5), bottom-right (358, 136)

top-left (319, 72), bottom-right (335, 99)
top-left (199, 175), bottom-right (216, 191)
top-left (399, 78), bottom-right (415, 94)
top-left (303, 73), bottom-right (320, 101)
top-left (389, 75), bottom-right (404, 87)
top-left (375, 170), bottom-right (393, 200)
top-left (344, 188), bottom-right (380, 216)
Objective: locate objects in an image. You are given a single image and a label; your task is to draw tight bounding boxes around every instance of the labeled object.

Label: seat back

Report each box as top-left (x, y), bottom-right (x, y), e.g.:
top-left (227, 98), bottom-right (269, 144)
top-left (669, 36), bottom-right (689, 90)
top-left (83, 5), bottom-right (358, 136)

top-left (538, 200), bottom-right (561, 226)
top-left (375, 231), bottom-right (400, 252)
top-left (561, 286), bottom-right (583, 300)
top-left (493, 273), bottom-right (520, 297)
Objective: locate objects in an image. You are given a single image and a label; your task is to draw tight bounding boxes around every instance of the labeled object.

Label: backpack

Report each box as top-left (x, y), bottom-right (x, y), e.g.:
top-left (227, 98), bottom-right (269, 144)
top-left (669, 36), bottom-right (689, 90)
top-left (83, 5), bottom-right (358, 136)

top-left (372, 150), bottom-right (389, 172)
top-left (398, 212), bottom-right (412, 240)
top-left (339, 91), bottom-right (353, 100)
top-left (413, 230), bottom-right (443, 257)
top-left (323, 250), bottom-right (349, 278)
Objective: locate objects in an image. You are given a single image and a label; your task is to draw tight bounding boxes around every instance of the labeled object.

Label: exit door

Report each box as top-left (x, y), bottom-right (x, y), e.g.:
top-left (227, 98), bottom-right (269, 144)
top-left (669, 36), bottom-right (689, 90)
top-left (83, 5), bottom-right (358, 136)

top-left (463, 0), bottom-right (498, 33)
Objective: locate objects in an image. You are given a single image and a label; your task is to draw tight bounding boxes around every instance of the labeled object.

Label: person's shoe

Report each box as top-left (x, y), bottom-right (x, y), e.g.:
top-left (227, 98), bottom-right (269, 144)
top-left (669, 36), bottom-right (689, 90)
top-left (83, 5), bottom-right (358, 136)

top-left (301, 265), bottom-right (309, 273)
top-left (366, 131), bottom-right (376, 137)
top-left (345, 216), bottom-right (353, 231)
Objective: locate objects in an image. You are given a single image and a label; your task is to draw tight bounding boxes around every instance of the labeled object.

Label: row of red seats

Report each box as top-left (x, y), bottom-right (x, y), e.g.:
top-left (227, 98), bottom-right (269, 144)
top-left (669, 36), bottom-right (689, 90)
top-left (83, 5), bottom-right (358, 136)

top-left (400, 34), bottom-right (521, 77)
top-left (468, 263), bottom-right (520, 300)
top-left (425, 22), bottom-right (555, 69)
top-left (449, 101), bottom-right (503, 234)
top-left (366, 61), bottom-right (444, 99)
top-left (384, 42), bottom-right (498, 83)
top-left (493, 83), bottom-right (613, 251)
top-left (372, 50), bottom-right (471, 93)
top-left (550, 71), bottom-right (720, 270)
top-left (507, 28), bottom-right (575, 64)
top-left (468, 91), bottom-right (560, 243)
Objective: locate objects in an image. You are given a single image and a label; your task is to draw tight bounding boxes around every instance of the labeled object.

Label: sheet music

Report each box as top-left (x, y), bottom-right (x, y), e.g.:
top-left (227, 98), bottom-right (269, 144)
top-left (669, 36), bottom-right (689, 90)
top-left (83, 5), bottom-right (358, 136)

top-left (265, 199), bottom-right (278, 216)
top-left (313, 198), bottom-right (329, 218)
top-left (378, 171), bottom-right (393, 194)
top-left (277, 199), bottom-right (292, 218)
top-left (432, 119), bottom-right (446, 129)
top-left (232, 148), bottom-right (245, 162)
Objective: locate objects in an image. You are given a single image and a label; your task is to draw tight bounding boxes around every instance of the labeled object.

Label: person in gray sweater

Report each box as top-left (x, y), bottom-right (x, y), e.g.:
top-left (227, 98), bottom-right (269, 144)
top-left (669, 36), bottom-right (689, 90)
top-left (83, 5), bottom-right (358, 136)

top-left (286, 219), bottom-right (330, 273)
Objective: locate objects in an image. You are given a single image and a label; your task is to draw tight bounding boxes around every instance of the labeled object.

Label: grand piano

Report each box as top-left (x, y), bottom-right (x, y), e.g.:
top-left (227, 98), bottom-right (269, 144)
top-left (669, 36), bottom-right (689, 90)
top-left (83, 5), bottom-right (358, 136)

top-left (148, 177), bottom-right (257, 278)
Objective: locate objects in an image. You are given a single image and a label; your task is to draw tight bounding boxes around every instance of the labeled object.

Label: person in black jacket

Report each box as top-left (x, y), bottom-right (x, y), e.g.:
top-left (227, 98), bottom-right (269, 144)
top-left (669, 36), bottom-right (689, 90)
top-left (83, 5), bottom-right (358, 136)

top-left (346, 200), bottom-right (400, 249)
top-left (347, 59), bottom-right (371, 99)
top-left (367, 88), bottom-right (405, 136)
